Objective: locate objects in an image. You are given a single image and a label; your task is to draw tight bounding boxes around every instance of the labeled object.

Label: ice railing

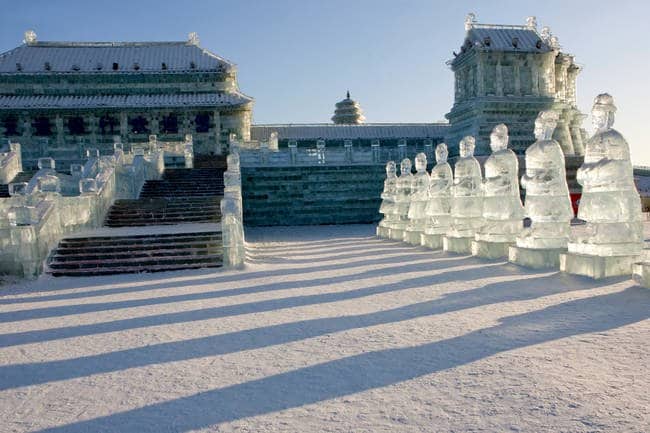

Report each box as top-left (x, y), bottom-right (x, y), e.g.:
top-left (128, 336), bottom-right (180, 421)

top-left (148, 134), bottom-right (194, 168)
top-left (0, 141), bottom-right (167, 278)
top-left (221, 151), bottom-right (245, 269)
top-left (0, 139), bottom-right (22, 184)
top-left (237, 139), bottom-right (436, 167)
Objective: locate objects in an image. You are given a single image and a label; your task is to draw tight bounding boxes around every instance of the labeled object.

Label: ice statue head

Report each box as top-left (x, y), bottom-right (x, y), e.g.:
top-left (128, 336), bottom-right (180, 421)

top-left (534, 110), bottom-right (560, 141)
top-left (435, 143), bottom-right (448, 163)
top-left (414, 153), bottom-right (427, 172)
top-left (385, 160), bottom-right (397, 178)
top-left (400, 158), bottom-right (412, 175)
top-left (489, 124), bottom-right (509, 152)
top-left (591, 93), bottom-right (616, 132)
top-left (459, 136), bottom-right (475, 158)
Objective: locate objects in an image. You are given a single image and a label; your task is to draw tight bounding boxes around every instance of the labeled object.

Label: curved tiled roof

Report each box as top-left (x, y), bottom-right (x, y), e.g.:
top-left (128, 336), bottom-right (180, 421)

top-left (0, 92), bottom-right (252, 110)
top-left (0, 41), bottom-right (234, 74)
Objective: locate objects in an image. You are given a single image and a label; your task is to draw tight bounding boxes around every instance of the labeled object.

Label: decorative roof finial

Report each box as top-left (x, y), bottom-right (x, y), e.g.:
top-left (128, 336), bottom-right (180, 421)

top-left (346, 90), bottom-right (350, 99)
top-left (464, 13), bottom-right (477, 31)
top-left (23, 30), bottom-right (37, 45)
top-left (526, 16), bottom-right (537, 30)
top-left (188, 32), bottom-right (200, 45)
top-left (540, 26), bottom-right (551, 41)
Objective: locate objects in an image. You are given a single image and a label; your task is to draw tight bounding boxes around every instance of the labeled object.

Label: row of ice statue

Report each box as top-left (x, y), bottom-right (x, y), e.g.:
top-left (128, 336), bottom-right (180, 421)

top-left (377, 94), bottom-right (644, 278)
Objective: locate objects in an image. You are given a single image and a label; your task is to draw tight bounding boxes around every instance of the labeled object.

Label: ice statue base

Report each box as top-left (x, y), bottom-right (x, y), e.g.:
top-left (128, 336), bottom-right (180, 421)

top-left (632, 262), bottom-right (650, 288)
top-left (509, 246), bottom-right (566, 269)
top-left (421, 233), bottom-right (444, 250)
top-left (443, 236), bottom-right (473, 254)
top-left (388, 228), bottom-right (406, 241)
top-left (560, 252), bottom-right (640, 279)
top-left (471, 240), bottom-right (513, 259)
top-left (376, 225), bottom-right (390, 239)
top-left (403, 229), bottom-right (424, 245)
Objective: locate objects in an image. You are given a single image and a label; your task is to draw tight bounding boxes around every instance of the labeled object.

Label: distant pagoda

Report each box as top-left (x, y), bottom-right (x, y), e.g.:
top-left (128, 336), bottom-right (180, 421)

top-left (331, 91), bottom-right (366, 124)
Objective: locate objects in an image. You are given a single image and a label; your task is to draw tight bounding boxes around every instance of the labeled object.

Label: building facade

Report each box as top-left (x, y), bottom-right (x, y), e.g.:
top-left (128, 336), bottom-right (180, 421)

top-left (445, 15), bottom-right (586, 156)
top-left (0, 31), bottom-right (252, 169)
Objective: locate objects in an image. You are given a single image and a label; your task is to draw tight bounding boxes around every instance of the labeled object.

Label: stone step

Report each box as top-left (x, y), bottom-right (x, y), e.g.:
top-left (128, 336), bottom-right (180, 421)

top-left (47, 231), bottom-right (223, 276)
top-left (48, 260), bottom-right (222, 277)
top-left (59, 231), bottom-right (221, 246)
top-left (105, 216), bottom-right (220, 227)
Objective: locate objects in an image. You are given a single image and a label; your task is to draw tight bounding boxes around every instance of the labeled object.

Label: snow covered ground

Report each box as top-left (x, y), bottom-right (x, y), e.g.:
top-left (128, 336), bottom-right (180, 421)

top-left (0, 224), bottom-right (648, 433)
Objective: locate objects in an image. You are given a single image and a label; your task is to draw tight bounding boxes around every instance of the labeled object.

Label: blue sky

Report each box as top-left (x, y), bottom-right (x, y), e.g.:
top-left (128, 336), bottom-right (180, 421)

top-left (1, 0), bottom-right (649, 163)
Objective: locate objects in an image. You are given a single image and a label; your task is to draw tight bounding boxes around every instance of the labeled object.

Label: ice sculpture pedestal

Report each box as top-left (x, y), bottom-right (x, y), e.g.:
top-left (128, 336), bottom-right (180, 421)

top-left (471, 240), bottom-right (513, 260)
top-left (376, 225), bottom-right (390, 238)
top-left (388, 228), bottom-right (406, 241)
top-left (509, 246), bottom-right (566, 269)
top-left (403, 229), bottom-right (424, 245)
top-left (632, 262), bottom-right (650, 287)
top-left (421, 233), bottom-right (444, 250)
top-left (560, 252), bottom-right (639, 279)
top-left (443, 235), bottom-right (473, 254)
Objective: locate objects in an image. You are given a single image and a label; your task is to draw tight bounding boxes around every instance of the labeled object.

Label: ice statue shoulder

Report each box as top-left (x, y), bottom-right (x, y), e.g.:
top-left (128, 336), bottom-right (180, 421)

top-left (426, 143), bottom-right (453, 216)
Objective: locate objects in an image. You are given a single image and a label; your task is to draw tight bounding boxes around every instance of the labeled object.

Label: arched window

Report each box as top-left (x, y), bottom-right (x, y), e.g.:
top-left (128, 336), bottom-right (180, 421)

top-left (2, 116), bottom-right (18, 136)
top-left (161, 114), bottom-right (178, 133)
top-left (67, 116), bottom-right (86, 135)
top-left (99, 114), bottom-right (119, 135)
top-left (129, 116), bottom-right (149, 135)
top-left (195, 113), bottom-right (210, 133)
top-left (33, 117), bottom-right (52, 136)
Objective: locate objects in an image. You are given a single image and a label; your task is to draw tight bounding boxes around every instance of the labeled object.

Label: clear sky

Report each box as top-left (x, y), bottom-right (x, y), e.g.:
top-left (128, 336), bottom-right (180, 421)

top-left (1, 0), bottom-right (649, 163)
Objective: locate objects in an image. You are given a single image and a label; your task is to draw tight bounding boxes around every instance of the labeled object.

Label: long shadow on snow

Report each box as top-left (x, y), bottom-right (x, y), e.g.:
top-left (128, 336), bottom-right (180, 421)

top-left (0, 271), bottom-right (613, 390)
top-left (0, 250), bottom-right (447, 306)
top-left (33, 286), bottom-right (649, 433)
top-left (0, 253), bottom-right (467, 321)
top-left (0, 260), bottom-right (510, 348)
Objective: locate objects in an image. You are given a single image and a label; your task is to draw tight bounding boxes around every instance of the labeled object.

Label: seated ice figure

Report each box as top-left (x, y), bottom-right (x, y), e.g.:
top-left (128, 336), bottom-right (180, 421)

top-left (568, 93), bottom-right (643, 256)
top-left (449, 136), bottom-right (483, 238)
top-left (388, 158), bottom-right (413, 240)
top-left (404, 153), bottom-right (430, 244)
top-left (517, 110), bottom-right (573, 249)
top-left (475, 124), bottom-right (524, 242)
top-left (377, 161), bottom-right (398, 238)
top-left (424, 143), bottom-right (453, 235)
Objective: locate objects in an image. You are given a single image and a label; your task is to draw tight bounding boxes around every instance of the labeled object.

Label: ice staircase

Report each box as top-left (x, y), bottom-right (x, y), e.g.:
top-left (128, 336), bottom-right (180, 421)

top-left (46, 155), bottom-right (227, 276)
top-left (0, 170), bottom-right (36, 198)
top-left (105, 168), bottom-right (225, 227)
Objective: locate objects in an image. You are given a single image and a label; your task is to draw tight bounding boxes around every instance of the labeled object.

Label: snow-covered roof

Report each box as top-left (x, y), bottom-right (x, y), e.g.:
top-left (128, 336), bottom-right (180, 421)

top-left (466, 25), bottom-right (551, 53)
top-left (0, 92), bottom-right (252, 110)
top-left (0, 41), bottom-right (233, 74)
top-left (251, 123), bottom-right (449, 141)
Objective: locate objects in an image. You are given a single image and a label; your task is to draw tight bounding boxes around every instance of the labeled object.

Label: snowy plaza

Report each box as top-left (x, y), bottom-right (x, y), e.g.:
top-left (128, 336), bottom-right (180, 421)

top-left (0, 224), bottom-right (648, 432)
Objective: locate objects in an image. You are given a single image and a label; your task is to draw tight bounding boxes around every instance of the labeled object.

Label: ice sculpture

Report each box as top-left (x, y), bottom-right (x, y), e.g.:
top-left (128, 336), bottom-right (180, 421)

top-left (560, 94), bottom-right (643, 278)
top-left (472, 124), bottom-right (524, 258)
top-left (509, 111), bottom-right (573, 268)
top-left (421, 143), bottom-right (452, 249)
top-left (388, 158), bottom-right (413, 240)
top-left (376, 161), bottom-right (398, 239)
top-left (404, 153), bottom-right (430, 244)
top-left (520, 110), bottom-right (573, 248)
top-left (444, 136), bottom-right (483, 253)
